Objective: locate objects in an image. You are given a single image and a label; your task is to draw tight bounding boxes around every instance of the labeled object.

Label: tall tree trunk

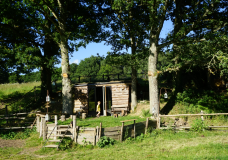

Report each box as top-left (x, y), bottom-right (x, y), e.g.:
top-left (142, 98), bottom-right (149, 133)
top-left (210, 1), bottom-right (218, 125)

top-left (60, 35), bottom-right (72, 114)
top-left (131, 37), bottom-right (137, 111)
top-left (148, 42), bottom-right (159, 116)
top-left (40, 65), bottom-right (52, 99)
top-left (131, 66), bottom-right (137, 111)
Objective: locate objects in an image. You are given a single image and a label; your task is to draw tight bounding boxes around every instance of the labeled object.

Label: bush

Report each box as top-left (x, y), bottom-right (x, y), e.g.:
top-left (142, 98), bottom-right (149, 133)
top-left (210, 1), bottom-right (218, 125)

top-left (97, 136), bottom-right (115, 148)
top-left (0, 128), bottom-right (36, 140)
top-left (191, 118), bottom-right (208, 132)
top-left (142, 109), bottom-right (151, 117)
top-left (176, 89), bottom-right (228, 113)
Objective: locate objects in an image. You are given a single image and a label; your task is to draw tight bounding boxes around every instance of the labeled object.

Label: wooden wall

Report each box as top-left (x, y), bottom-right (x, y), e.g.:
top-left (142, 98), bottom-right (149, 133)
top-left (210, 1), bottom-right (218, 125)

top-left (111, 84), bottom-right (130, 107)
top-left (74, 86), bottom-right (88, 113)
top-left (101, 120), bottom-right (157, 141)
top-left (74, 82), bottom-right (131, 114)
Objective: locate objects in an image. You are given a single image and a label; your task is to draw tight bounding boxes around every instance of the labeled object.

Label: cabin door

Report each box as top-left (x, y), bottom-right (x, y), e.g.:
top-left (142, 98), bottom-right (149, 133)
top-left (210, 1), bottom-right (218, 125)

top-left (102, 86), bottom-right (112, 116)
top-left (88, 86), bottom-right (96, 116)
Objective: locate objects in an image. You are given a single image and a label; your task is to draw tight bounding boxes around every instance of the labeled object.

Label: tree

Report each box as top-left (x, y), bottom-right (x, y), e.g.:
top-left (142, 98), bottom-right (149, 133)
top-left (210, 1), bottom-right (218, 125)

top-left (106, 1), bottom-right (149, 111)
top-left (76, 55), bottom-right (103, 77)
top-left (1, 0), bottom-right (109, 114)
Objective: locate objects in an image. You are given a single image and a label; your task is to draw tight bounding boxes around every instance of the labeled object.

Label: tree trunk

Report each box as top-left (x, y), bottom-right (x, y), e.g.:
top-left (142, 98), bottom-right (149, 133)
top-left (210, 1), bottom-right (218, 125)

top-left (40, 65), bottom-right (52, 98)
top-left (130, 36), bottom-right (137, 111)
top-left (131, 67), bottom-right (137, 111)
top-left (60, 36), bottom-right (72, 114)
top-left (148, 42), bottom-right (159, 116)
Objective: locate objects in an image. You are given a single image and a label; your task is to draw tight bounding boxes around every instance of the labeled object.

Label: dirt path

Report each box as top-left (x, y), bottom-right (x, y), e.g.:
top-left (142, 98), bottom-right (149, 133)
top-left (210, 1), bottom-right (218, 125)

top-left (0, 139), bottom-right (25, 148)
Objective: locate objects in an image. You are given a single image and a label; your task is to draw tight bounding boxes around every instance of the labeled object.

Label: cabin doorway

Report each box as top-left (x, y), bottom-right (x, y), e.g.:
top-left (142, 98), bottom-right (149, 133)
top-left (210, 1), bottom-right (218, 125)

top-left (96, 87), bottom-right (103, 115)
top-left (88, 86), bottom-right (112, 116)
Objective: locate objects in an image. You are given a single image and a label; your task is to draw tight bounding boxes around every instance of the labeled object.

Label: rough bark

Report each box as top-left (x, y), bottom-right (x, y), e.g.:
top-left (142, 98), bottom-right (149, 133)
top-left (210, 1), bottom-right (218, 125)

top-left (131, 66), bottom-right (137, 111)
top-left (148, 42), bottom-right (159, 116)
top-left (40, 65), bottom-right (52, 99)
top-left (130, 36), bottom-right (137, 111)
top-left (60, 35), bottom-right (72, 114)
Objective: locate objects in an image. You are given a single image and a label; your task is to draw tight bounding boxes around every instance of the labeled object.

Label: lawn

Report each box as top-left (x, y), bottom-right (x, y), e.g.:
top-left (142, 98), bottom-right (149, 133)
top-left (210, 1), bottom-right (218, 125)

top-left (53, 115), bottom-right (148, 128)
top-left (0, 129), bottom-right (227, 159)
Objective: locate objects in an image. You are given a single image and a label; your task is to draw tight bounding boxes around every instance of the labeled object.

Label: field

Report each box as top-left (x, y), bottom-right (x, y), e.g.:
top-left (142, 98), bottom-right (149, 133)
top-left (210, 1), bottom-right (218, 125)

top-left (0, 130), bottom-right (228, 159)
top-left (1, 83), bottom-right (228, 159)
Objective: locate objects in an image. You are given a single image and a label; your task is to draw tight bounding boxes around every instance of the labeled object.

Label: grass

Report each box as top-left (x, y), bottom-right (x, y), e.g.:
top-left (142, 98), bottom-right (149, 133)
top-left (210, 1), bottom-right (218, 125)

top-left (0, 130), bottom-right (228, 159)
top-left (54, 115), bottom-right (147, 128)
top-left (0, 81), bottom-right (41, 101)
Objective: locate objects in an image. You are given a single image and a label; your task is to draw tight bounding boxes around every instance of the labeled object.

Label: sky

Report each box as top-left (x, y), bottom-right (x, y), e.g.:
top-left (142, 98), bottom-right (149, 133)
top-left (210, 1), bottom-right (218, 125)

top-left (59, 20), bottom-right (173, 68)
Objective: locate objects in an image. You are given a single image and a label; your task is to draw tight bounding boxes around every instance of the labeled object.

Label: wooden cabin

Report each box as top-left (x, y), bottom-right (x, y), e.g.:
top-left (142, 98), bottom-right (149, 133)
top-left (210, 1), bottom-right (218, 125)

top-left (73, 81), bottom-right (131, 116)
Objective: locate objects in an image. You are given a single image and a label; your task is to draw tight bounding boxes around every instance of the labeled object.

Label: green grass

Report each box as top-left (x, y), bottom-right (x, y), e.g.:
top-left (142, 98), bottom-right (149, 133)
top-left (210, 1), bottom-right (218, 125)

top-left (0, 130), bottom-right (228, 159)
top-left (56, 115), bottom-right (147, 128)
top-left (0, 81), bottom-right (41, 101)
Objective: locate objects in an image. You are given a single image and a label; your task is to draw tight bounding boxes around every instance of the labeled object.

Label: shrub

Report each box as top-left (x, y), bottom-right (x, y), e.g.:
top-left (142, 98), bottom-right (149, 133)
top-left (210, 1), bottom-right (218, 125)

top-left (191, 118), bottom-right (208, 132)
top-left (0, 128), bottom-right (36, 140)
top-left (97, 136), bottom-right (115, 148)
top-left (142, 109), bottom-right (151, 117)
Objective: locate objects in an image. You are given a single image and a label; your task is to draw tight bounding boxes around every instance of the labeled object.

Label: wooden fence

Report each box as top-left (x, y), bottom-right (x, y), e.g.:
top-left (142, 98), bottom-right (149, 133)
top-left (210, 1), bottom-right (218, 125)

top-left (37, 114), bottom-right (157, 146)
top-left (157, 111), bottom-right (228, 129)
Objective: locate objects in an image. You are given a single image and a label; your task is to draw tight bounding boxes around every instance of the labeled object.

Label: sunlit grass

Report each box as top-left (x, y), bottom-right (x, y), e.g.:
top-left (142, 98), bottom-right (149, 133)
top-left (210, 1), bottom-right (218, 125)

top-left (0, 81), bottom-right (41, 100)
top-left (56, 115), bottom-right (147, 128)
top-left (0, 130), bottom-right (227, 159)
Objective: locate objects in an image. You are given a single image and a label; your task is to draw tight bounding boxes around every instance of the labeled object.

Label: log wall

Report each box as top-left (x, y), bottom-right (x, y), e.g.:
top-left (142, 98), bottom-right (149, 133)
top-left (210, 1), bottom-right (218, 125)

top-left (111, 84), bottom-right (130, 107)
top-left (74, 86), bottom-right (88, 113)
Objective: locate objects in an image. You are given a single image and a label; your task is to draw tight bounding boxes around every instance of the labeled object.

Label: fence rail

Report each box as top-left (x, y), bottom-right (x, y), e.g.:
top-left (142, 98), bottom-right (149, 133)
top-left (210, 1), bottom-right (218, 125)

top-left (158, 112), bottom-right (228, 129)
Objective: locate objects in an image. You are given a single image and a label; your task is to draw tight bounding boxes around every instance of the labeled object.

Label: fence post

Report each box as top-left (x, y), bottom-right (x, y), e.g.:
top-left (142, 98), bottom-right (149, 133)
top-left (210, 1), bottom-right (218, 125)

top-left (39, 116), bottom-right (43, 138)
top-left (36, 115), bottom-right (40, 132)
top-left (96, 126), bottom-right (99, 143)
top-left (54, 115), bottom-right (57, 140)
top-left (99, 122), bottom-right (102, 139)
top-left (5, 105), bottom-right (8, 124)
top-left (145, 117), bottom-right (149, 134)
top-left (120, 122), bottom-right (124, 142)
top-left (134, 120), bottom-right (136, 139)
top-left (73, 115), bottom-right (76, 142)
top-left (157, 115), bottom-right (160, 129)
top-left (201, 110), bottom-right (204, 121)
top-left (42, 117), bottom-right (46, 140)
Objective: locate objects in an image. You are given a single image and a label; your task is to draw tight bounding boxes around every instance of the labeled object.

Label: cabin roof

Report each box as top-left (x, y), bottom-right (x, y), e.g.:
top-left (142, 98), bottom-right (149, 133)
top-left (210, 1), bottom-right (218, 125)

top-left (74, 80), bottom-right (131, 87)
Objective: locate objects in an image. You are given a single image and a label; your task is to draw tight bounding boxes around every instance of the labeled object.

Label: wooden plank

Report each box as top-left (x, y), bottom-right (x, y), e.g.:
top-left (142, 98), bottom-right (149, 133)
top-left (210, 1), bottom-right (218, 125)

top-left (104, 135), bottom-right (119, 140)
top-left (159, 113), bottom-right (228, 117)
top-left (113, 108), bottom-right (128, 111)
top-left (103, 131), bottom-right (121, 136)
top-left (103, 126), bottom-right (121, 132)
top-left (0, 126), bottom-right (32, 129)
top-left (112, 105), bottom-right (128, 108)
top-left (77, 135), bottom-right (95, 139)
top-left (78, 127), bottom-right (96, 131)
top-left (44, 145), bottom-right (58, 148)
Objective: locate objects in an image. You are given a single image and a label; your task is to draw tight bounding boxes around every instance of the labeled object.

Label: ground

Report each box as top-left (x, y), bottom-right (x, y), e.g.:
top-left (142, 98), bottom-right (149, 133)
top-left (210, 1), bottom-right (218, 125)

top-left (0, 139), bottom-right (25, 148)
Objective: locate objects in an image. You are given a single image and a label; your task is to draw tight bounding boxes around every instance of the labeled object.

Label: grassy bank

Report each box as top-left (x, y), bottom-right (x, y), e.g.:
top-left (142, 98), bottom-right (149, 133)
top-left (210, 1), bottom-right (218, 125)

top-left (0, 130), bottom-right (227, 159)
top-left (49, 115), bottom-right (148, 128)
top-left (0, 81), bottom-right (41, 100)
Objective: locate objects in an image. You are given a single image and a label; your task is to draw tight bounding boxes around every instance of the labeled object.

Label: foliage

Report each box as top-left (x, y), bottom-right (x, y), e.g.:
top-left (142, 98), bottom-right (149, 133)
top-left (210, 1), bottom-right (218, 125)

top-left (59, 138), bottom-right (74, 150)
top-left (176, 89), bottom-right (228, 113)
top-left (141, 109), bottom-right (152, 117)
top-left (191, 118), bottom-right (208, 132)
top-left (75, 55), bottom-right (103, 77)
top-left (0, 128), bottom-right (36, 140)
top-left (97, 136), bottom-right (115, 148)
